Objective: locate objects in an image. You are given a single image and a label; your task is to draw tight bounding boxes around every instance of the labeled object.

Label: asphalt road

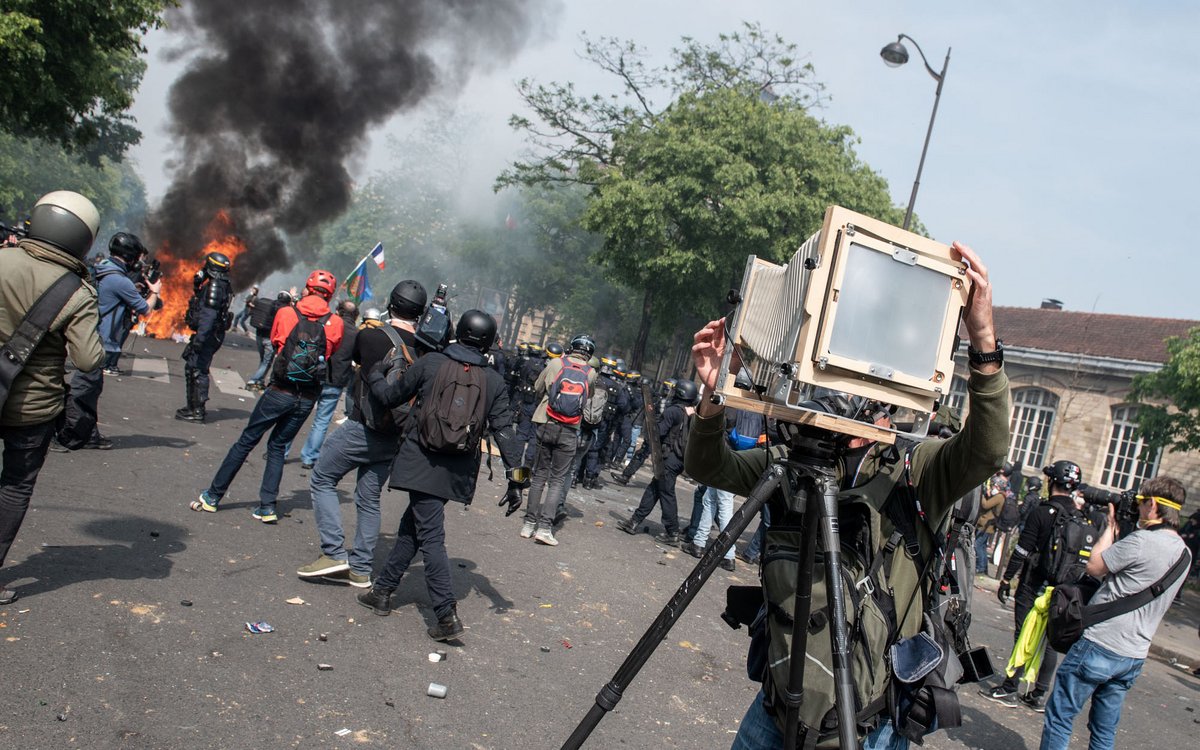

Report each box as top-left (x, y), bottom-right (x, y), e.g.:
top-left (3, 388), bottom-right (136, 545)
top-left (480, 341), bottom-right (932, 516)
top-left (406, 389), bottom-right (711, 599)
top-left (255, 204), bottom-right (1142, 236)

top-left (1, 333), bottom-right (1197, 749)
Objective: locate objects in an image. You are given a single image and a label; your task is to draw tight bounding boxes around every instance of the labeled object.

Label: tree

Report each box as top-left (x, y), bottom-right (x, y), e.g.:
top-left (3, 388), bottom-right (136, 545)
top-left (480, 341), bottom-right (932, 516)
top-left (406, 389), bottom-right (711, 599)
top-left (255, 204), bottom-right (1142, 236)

top-left (1131, 326), bottom-right (1200, 452)
top-left (0, 1), bottom-right (170, 161)
top-left (501, 24), bottom-right (905, 366)
top-left (0, 131), bottom-right (148, 243)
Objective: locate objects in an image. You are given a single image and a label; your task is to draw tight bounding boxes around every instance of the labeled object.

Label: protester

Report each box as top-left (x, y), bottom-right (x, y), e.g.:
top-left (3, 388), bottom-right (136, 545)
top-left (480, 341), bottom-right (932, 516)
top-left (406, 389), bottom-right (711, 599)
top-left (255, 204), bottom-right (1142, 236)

top-left (298, 299), bottom-right (359, 470)
top-left (246, 291), bottom-right (291, 391)
top-left (0, 191), bottom-right (105, 605)
top-left (190, 270), bottom-right (344, 523)
top-left (233, 285), bottom-right (259, 332)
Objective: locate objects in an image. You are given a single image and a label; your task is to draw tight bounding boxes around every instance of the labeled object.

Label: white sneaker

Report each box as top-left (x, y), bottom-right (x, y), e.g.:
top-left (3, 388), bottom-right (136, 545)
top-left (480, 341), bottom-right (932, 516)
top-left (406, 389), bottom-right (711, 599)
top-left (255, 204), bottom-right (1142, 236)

top-left (519, 520), bottom-right (537, 539)
top-left (534, 528), bottom-right (559, 546)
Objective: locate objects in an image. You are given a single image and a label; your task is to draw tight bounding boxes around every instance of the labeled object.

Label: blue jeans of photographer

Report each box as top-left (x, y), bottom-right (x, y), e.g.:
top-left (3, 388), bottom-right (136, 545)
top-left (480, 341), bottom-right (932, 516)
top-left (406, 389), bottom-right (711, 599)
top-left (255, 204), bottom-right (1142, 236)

top-left (693, 486), bottom-right (735, 560)
top-left (1038, 639), bottom-right (1143, 750)
top-left (974, 528), bottom-right (991, 573)
top-left (248, 333), bottom-right (274, 385)
top-left (731, 690), bottom-right (907, 750)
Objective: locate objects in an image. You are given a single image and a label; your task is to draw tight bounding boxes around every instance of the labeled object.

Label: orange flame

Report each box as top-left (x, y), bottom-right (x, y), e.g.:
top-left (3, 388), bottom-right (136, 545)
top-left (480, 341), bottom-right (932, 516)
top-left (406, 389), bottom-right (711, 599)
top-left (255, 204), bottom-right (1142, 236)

top-left (144, 211), bottom-right (247, 339)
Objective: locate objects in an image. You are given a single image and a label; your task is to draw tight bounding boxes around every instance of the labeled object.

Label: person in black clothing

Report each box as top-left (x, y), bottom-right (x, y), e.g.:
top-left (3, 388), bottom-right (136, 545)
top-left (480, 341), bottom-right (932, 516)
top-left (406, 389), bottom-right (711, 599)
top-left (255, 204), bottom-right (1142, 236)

top-left (615, 379), bottom-right (698, 546)
top-left (356, 309), bottom-right (527, 641)
top-left (298, 281), bottom-right (427, 588)
top-left (246, 291), bottom-right (291, 390)
top-left (176, 252), bottom-right (234, 423)
top-left (984, 459), bottom-right (1084, 711)
top-left (584, 358), bottom-right (627, 488)
top-left (514, 344), bottom-right (544, 464)
top-left (297, 299), bottom-right (360, 469)
top-left (609, 370), bottom-right (641, 466)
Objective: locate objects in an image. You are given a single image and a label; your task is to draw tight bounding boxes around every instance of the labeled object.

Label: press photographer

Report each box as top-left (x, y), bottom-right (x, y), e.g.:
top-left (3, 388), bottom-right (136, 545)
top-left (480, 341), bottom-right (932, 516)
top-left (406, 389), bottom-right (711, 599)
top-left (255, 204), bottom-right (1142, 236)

top-left (686, 241), bottom-right (1009, 749)
top-left (1039, 477), bottom-right (1191, 750)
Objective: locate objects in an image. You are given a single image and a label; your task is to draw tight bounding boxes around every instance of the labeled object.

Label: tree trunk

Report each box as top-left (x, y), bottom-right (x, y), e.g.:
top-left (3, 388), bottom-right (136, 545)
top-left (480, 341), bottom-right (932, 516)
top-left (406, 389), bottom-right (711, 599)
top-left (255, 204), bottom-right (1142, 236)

top-left (631, 285), bottom-right (655, 370)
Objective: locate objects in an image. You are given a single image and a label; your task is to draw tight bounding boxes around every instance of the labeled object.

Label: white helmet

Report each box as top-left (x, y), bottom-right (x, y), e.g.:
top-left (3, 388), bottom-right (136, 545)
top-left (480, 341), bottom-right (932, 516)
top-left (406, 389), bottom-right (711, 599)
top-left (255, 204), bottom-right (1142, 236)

top-left (27, 191), bottom-right (100, 259)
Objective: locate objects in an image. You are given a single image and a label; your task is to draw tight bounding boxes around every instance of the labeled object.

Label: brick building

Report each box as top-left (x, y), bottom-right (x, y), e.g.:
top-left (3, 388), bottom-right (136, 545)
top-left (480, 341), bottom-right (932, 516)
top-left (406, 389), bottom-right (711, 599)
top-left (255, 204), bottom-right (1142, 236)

top-left (948, 305), bottom-right (1200, 492)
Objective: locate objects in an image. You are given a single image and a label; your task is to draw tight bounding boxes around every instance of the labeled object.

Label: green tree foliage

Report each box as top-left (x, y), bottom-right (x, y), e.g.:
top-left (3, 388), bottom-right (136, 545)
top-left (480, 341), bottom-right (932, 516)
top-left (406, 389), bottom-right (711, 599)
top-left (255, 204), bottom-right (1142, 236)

top-left (0, 0), bottom-right (170, 161)
top-left (1131, 326), bottom-right (1200, 453)
top-left (501, 23), bottom-right (905, 366)
top-left (0, 131), bottom-right (148, 245)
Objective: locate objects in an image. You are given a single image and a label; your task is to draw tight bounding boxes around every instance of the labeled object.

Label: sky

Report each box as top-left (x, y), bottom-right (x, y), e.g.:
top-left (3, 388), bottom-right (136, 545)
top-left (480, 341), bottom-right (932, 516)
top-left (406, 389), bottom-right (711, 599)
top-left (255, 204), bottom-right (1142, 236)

top-left (128, 1), bottom-right (1200, 321)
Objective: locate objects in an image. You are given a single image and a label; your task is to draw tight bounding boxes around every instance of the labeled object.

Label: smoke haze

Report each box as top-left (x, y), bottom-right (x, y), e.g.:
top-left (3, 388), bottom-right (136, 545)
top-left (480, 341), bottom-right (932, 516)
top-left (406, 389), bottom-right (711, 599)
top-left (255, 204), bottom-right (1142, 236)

top-left (147, 0), bottom-right (555, 287)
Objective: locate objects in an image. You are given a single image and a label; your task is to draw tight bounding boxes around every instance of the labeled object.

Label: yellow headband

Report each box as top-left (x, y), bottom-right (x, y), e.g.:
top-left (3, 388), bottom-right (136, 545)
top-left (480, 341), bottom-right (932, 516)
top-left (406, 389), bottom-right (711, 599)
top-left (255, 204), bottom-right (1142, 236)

top-left (1136, 495), bottom-right (1183, 511)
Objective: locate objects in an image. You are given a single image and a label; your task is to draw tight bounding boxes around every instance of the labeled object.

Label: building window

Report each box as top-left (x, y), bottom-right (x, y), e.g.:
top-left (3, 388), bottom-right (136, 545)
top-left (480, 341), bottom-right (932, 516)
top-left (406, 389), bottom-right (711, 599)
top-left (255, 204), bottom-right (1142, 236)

top-left (945, 375), bottom-right (968, 414)
top-left (1009, 388), bottom-right (1058, 468)
top-left (1100, 405), bottom-right (1161, 490)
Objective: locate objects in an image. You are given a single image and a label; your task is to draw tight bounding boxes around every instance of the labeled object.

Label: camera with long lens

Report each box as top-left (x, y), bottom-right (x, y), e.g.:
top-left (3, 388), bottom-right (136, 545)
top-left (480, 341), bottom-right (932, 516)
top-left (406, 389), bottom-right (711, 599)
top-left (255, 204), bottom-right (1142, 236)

top-left (133, 258), bottom-right (162, 299)
top-left (414, 282), bottom-right (451, 351)
top-left (1, 215), bottom-right (30, 246)
top-left (1078, 484), bottom-right (1140, 530)
top-left (714, 205), bottom-right (971, 446)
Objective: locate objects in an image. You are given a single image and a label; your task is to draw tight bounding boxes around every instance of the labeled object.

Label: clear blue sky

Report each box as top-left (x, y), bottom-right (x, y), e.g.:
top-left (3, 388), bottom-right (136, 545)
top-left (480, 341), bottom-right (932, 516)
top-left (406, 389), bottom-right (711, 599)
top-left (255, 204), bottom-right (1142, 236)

top-left (129, 1), bottom-right (1199, 320)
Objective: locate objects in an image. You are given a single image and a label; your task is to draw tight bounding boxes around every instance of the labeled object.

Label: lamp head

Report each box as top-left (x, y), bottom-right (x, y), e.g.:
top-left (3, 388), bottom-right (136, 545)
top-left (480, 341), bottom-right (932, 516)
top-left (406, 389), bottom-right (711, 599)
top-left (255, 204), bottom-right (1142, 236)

top-left (880, 39), bottom-right (909, 67)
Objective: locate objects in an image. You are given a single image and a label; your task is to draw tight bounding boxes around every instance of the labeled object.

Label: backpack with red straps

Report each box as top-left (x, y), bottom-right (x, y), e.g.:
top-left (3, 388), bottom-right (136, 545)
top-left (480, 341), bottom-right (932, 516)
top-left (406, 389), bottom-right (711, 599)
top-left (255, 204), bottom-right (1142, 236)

top-left (545, 359), bottom-right (591, 425)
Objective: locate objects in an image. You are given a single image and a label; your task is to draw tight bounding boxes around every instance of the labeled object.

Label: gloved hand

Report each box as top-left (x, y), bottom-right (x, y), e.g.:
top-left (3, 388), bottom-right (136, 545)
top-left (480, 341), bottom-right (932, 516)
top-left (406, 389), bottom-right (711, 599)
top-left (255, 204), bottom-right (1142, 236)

top-left (997, 579), bottom-right (1011, 605)
top-left (500, 483), bottom-right (523, 516)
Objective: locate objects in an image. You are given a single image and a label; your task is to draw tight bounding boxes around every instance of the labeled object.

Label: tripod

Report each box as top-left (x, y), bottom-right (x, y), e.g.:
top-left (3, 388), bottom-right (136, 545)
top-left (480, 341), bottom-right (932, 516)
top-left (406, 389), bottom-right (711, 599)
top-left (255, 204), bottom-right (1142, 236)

top-left (561, 436), bottom-right (860, 750)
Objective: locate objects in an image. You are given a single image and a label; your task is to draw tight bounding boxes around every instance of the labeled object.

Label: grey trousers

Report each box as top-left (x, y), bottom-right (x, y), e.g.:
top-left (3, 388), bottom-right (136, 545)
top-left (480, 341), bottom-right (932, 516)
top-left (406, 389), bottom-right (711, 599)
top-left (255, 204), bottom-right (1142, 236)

top-left (523, 420), bottom-right (579, 527)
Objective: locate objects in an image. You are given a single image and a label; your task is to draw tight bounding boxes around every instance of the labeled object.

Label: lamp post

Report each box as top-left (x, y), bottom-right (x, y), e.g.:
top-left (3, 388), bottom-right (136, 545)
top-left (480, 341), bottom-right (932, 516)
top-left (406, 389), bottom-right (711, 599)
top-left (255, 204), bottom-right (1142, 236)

top-left (880, 34), bottom-right (951, 230)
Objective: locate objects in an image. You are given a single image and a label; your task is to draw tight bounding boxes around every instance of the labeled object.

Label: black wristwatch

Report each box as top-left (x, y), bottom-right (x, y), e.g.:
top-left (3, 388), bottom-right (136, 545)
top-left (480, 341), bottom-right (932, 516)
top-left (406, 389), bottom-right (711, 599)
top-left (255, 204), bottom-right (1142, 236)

top-left (967, 339), bottom-right (1004, 366)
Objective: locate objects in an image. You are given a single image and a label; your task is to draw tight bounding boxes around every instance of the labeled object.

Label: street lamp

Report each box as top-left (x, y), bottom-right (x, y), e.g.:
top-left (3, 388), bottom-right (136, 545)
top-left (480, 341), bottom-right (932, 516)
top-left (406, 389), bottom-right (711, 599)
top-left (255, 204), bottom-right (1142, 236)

top-left (880, 34), bottom-right (951, 230)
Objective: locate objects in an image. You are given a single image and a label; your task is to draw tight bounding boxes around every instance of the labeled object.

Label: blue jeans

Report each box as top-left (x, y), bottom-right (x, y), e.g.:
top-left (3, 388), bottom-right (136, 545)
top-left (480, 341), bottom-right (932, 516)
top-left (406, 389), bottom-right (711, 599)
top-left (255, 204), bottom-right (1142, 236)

top-left (743, 503), bottom-right (771, 563)
top-left (693, 486), bottom-right (735, 560)
top-left (248, 333), bottom-right (274, 384)
top-left (300, 384), bottom-right (343, 465)
top-left (731, 689), bottom-right (907, 750)
top-left (207, 387), bottom-right (315, 513)
top-left (308, 419), bottom-right (398, 576)
top-left (685, 483), bottom-right (707, 536)
top-left (1039, 639), bottom-right (1144, 750)
top-left (974, 529), bottom-right (991, 573)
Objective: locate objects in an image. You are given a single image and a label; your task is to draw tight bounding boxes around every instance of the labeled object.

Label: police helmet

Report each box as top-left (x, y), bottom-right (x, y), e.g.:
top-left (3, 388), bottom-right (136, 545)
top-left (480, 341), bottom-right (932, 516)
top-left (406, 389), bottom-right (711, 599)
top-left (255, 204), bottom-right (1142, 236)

top-left (627, 370), bottom-right (641, 384)
top-left (362, 307), bottom-right (382, 322)
top-left (204, 251), bottom-right (232, 276)
top-left (27, 190), bottom-right (100, 259)
top-left (108, 232), bottom-right (147, 265)
top-left (388, 279), bottom-right (427, 319)
top-left (456, 309), bottom-right (497, 351)
top-left (528, 343), bottom-right (544, 356)
top-left (546, 342), bottom-right (564, 358)
top-left (673, 379), bottom-right (700, 405)
top-left (569, 334), bottom-right (596, 358)
top-left (517, 343), bottom-right (529, 356)
top-left (1043, 460), bottom-right (1082, 492)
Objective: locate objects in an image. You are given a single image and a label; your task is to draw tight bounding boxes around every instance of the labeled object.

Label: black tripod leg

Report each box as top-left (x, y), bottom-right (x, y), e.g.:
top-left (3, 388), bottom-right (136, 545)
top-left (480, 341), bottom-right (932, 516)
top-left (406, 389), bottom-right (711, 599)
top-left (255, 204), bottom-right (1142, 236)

top-left (782, 476), bottom-right (818, 750)
top-left (818, 471), bottom-right (860, 749)
top-left (560, 464), bottom-right (787, 750)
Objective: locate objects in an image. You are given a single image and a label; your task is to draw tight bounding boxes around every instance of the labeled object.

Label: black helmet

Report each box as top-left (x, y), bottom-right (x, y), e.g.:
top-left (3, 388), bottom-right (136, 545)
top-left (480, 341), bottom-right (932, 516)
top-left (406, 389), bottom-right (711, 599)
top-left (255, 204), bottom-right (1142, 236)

top-left (569, 334), bottom-right (595, 358)
top-left (388, 279), bottom-right (427, 319)
top-left (546, 342), bottom-right (564, 358)
top-left (276, 290), bottom-right (293, 303)
top-left (108, 232), bottom-right (147, 264)
top-left (1001, 461), bottom-right (1014, 477)
top-left (517, 342), bottom-right (529, 355)
top-left (455, 309), bottom-right (497, 351)
top-left (1026, 476), bottom-right (1043, 492)
top-left (1043, 460), bottom-right (1082, 492)
top-left (27, 190), bottom-right (100, 259)
top-left (204, 251), bottom-right (231, 275)
top-left (673, 379), bottom-right (700, 405)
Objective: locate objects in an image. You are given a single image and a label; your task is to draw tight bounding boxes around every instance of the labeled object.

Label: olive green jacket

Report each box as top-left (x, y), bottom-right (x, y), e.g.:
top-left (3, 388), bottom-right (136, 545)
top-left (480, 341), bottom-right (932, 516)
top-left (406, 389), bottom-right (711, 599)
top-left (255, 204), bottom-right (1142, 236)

top-left (685, 366), bottom-right (1011, 639)
top-left (0, 239), bottom-right (104, 427)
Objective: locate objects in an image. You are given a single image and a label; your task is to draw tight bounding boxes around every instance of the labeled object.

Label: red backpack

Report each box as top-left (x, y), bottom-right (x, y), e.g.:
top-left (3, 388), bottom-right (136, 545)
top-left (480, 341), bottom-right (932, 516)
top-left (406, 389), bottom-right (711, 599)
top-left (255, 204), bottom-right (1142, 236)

top-left (545, 359), bottom-right (591, 425)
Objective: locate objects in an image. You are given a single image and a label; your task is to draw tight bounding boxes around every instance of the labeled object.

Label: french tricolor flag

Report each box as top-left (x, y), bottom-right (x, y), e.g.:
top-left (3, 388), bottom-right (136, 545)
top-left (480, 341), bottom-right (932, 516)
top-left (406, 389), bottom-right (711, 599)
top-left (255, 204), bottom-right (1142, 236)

top-left (369, 242), bottom-right (385, 269)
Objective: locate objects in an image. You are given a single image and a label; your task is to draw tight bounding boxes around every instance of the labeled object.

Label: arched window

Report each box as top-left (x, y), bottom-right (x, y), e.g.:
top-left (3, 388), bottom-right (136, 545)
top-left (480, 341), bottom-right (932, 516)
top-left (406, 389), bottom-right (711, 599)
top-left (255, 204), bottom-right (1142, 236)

top-left (1100, 405), bottom-right (1161, 490)
top-left (1009, 388), bottom-right (1059, 468)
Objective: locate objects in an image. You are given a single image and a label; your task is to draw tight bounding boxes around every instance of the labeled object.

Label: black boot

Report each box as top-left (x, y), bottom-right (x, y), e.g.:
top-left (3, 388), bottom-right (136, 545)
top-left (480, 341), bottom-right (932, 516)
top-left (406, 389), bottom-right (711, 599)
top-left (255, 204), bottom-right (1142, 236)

top-left (609, 472), bottom-right (630, 486)
top-left (428, 606), bottom-right (464, 641)
top-left (175, 370), bottom-right (202, 422)
top-left (653, 530), bottom-right (680, 547)
top-left (616, 516), bottom-right (641, 535)
top-left (356, 586), bottom-right (394, 617)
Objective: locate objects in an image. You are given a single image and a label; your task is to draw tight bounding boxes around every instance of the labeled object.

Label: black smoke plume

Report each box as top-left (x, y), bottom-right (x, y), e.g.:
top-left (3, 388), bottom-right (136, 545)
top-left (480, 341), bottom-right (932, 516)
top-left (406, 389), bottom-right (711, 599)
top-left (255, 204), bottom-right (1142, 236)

top-left (148, 0), bottom-right (554, 287)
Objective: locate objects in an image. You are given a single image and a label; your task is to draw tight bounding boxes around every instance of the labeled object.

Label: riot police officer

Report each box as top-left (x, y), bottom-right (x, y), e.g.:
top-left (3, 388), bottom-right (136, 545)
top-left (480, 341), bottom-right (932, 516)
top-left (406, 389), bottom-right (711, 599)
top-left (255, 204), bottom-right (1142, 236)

top-left (175, 251), bottom-right (233, 423)
top-left (582, 357), bottom-right (627, 488)
top-left (514, 343), bottom-right (545, 464)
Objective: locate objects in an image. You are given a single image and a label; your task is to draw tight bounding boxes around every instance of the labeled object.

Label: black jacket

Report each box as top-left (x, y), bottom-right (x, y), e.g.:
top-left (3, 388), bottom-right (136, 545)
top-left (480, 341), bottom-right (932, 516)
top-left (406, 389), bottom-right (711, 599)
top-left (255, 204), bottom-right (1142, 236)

top-left (327, 318), bottom-right (358, 388)
top-left (369, 342), bottom-right (521, 504)
top-left (1002, 494), bottom-right (1076, 587)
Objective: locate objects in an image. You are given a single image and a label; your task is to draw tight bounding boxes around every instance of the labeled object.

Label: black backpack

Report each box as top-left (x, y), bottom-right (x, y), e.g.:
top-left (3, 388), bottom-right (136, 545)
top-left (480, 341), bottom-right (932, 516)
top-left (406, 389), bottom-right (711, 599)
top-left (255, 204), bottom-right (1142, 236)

top-left (355, 326), bottom-right (415, 434)
top-left (996, 493), bottom-right (1022, 533)
top-left (249, 296), bottom-right (279, 332)
top-left (272, 313), bottom-right (330, 389)
top-left (1043, 503), bottom-right (1099, 585)
top-left (417, 357), bottom-right (486, 454)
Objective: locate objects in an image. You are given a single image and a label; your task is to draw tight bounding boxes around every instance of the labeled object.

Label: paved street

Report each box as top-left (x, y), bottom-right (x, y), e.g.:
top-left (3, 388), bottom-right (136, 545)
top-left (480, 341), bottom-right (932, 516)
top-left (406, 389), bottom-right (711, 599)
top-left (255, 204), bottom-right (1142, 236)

top-left (1, 334), bottom-right (1197, 749)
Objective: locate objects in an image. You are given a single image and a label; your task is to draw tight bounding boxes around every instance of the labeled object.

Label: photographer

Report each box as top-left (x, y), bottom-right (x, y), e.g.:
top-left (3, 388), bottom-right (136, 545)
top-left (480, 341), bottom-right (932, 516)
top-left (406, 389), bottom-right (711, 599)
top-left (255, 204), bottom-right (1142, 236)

top-left (298, 299), bottom-right (359, 470)
top-left (246, 291), bottom-right (291, 390)
top-left (1039, 478), bottom-right (1190, 750)
top-left (356, 310), bottom-right (526, 642)
top-left (986, 460), bottom-right (1091, 711)
top-left (1, 191), bottom-right (105, 605)
top-left (688, 241), bottom-right (1009, 749)
top-left (232, 285), bottom-right (258, 333)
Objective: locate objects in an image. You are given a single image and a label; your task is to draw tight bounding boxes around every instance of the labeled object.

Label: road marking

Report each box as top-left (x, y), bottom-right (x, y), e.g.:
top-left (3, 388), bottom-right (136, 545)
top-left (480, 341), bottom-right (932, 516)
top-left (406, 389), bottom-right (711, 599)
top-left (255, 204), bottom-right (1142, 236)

top-left (128, 355), bottom-right (170, 384)
top-left (211, 367), bottom-right (257, 398)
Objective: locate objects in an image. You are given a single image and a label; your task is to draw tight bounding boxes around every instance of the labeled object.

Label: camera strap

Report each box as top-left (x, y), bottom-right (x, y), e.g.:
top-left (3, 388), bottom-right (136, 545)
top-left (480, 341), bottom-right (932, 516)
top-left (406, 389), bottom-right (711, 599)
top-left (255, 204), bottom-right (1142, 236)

top-left (1082, 549), bottom-right (1190, 629)
top-left (0, 270), bottom-right (83, 412)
